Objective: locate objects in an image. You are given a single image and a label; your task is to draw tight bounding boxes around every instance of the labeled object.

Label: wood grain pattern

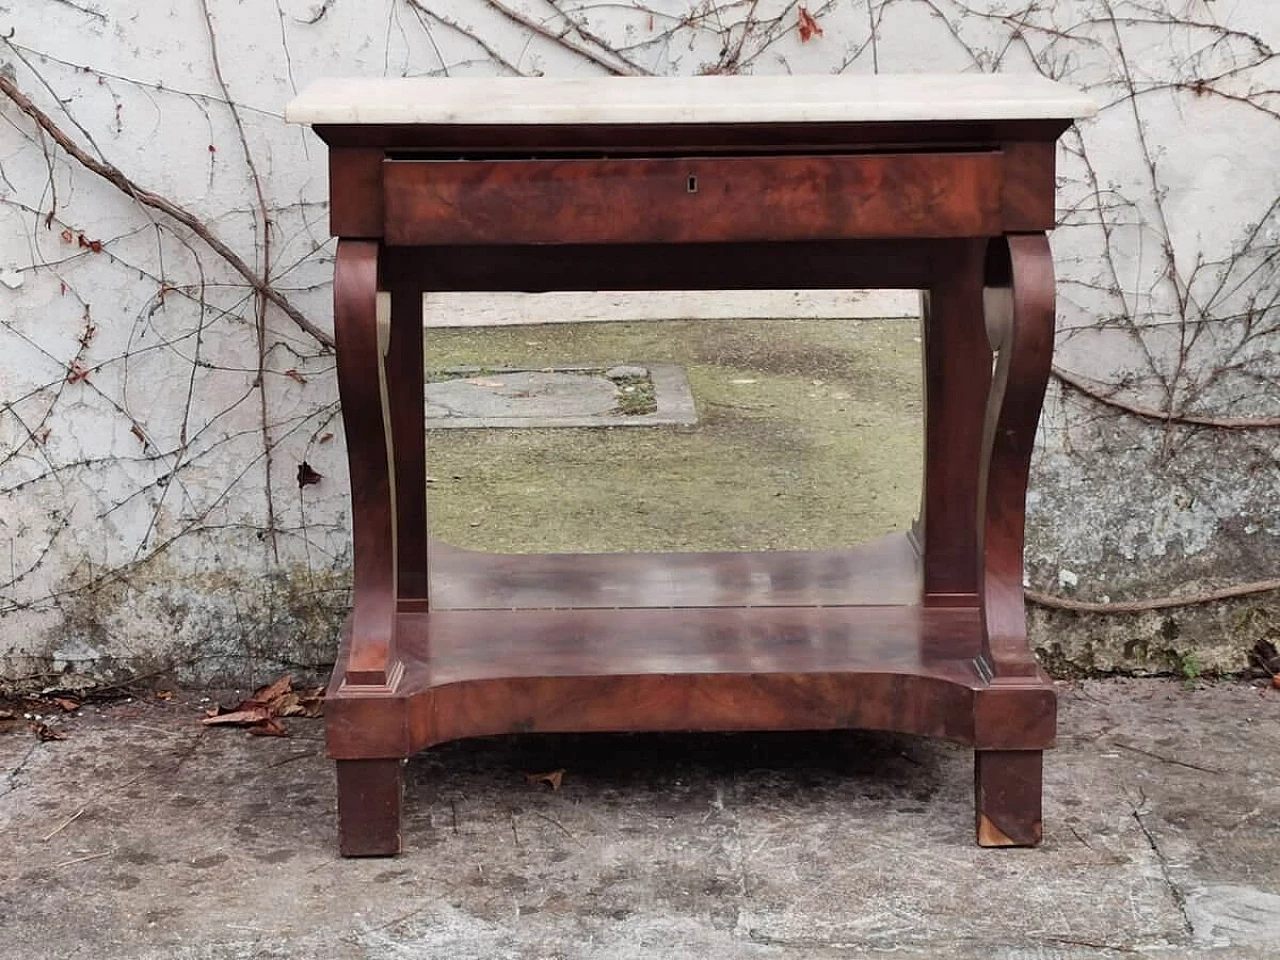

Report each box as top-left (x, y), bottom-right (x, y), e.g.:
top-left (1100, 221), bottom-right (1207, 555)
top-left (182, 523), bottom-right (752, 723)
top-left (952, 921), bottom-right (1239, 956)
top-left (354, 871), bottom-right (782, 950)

top-left (383, 153), bottom-right (1003, 245)
top-left (975, 750), bottom-right (1043, 847)
top-left (973, 681), bottom-right (1056, 750)
top-left (918, 241), bottom-right (990, 607)
top-left (977, 234), bottom-right (1056, 680)
top-left (1001, 140), bottom-right (1058, 232)
top-left (333, 240), bottom-right (399, 687)
top-left (329, 149), bottom-right (384, 238)
top-left (420, 532), bottom-right (923, 611)
top-left (307, 107), bottom-right (1078, 853)
top-left (417, 672), bottom-right (977, 757)
top-left (336, 759), bottom-right (403, 856)
top-left (413, 605), bottom-right (983, 682)
top-left (322, 602), bottom-right (1058, 761)
top-left (382, 249), bottom-right (429, 602)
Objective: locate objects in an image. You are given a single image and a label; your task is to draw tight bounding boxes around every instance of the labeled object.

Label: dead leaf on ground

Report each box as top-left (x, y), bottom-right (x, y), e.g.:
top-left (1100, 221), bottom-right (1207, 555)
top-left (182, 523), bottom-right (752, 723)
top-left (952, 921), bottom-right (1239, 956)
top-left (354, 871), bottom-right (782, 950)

top-left (246, 717), bottom-right (290, 737)
top-left (156, 690), bottom-right (175, 701)
top-left (297, 690), bottom-right (325, 718)
top-left (203, 706), bottom-right (271, 726)
top-left (254, 675), bottom-right (293, 704)
top-left (201, 675), bottom-right (324, 736)
top-left (273, 691), bottom-right (325, 718)
top-left (16, 696), bottom-right (78, 716)
top-left (526, 769), bottom-right (565, 791)
top-left (30, 721), bottom-right (67, 742)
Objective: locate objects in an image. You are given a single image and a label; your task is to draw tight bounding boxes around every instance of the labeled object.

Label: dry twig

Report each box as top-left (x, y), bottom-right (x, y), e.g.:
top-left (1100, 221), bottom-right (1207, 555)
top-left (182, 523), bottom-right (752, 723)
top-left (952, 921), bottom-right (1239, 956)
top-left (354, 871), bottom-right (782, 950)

top-left (1054, 366), bottom-right (1280, 430)
top-left (1028, 578), bottom-right (1280, 614)
top-left (0, 73), bottom-right (334, 350)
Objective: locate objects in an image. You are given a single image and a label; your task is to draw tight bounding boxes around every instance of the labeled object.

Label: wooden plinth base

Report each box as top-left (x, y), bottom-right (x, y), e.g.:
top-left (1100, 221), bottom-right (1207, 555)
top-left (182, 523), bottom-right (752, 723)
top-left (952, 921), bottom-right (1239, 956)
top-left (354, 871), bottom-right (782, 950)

top-left (326, 536), bottom-right (1055, 854)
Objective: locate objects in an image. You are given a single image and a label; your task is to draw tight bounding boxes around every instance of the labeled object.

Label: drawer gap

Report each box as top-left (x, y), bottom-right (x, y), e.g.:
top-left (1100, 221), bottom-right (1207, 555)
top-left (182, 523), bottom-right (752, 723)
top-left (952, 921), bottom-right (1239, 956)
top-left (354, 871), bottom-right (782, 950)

top-left (384, 145), bottom-right (1000, 162)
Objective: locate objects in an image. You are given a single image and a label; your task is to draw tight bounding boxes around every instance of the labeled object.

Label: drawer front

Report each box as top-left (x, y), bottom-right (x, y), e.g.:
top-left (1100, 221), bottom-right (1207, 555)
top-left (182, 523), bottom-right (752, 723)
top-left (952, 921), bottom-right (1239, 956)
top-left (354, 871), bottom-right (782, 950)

top-left (383, 153), bottom-right (1003, 245)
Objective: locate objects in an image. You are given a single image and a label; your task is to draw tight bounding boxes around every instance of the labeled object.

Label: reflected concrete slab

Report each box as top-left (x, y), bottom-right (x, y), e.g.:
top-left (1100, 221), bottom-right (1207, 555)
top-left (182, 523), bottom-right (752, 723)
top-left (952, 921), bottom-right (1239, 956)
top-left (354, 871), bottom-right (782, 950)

top-left (425, 363), bottom-right (697, 429)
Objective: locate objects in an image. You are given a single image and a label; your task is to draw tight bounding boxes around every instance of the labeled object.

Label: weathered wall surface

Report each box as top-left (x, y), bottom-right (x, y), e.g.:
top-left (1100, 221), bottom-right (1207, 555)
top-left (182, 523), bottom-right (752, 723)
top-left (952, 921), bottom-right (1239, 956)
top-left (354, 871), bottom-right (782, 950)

top-left (1, 1), bottom-right (1278, 686)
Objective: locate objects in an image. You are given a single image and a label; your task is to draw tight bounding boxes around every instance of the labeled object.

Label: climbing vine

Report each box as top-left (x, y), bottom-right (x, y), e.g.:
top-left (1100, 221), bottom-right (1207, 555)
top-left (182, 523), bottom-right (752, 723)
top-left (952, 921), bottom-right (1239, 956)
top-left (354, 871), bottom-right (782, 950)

top-left (0, 0), bottom-right (1277, 682)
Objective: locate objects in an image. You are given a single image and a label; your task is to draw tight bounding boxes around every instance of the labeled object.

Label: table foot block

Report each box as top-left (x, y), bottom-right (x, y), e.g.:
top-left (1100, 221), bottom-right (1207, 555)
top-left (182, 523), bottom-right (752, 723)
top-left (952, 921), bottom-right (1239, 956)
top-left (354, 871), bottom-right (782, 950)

top-left (974, 749), bottom-right (1043, 847)
top-left (337, 758), bottom-right (403, 857)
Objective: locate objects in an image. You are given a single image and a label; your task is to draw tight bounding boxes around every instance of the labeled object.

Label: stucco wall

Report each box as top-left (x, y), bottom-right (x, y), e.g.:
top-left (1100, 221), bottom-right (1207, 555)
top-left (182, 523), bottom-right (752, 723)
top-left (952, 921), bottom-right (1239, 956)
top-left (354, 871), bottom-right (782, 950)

top-left (2, 1), bottom-right (1278, 685)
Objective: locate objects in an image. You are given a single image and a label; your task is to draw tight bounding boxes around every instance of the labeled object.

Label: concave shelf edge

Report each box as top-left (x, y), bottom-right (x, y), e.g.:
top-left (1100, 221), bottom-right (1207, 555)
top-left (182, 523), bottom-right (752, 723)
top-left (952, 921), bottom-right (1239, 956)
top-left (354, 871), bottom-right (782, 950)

top-left (324, 605), bottom-right (1054, 760)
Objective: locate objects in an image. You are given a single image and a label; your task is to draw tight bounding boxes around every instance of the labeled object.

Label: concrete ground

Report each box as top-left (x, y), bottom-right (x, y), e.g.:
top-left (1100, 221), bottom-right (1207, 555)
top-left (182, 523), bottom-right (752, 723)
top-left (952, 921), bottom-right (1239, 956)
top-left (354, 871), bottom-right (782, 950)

top-left (1, 680), bottom-right (1278, 959)
top-left (5, 316), bottom-right (1278, 957)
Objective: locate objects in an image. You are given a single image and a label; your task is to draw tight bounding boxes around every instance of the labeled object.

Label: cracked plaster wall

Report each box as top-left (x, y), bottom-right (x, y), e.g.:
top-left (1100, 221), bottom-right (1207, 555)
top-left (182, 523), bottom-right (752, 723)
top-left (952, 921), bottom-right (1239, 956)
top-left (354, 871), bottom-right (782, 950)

top-left (1, 1), bottom-right (1278, 685)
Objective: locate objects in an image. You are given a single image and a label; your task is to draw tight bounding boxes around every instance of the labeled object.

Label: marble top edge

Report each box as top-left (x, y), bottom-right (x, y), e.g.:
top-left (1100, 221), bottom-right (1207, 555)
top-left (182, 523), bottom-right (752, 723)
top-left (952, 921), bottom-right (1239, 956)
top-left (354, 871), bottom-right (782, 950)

top-left (285, 74), bottom-right (1097, 126)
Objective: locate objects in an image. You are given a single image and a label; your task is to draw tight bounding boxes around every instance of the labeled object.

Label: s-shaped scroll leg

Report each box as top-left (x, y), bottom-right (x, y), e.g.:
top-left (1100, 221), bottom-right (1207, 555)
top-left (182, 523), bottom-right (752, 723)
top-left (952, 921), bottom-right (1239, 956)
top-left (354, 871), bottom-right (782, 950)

top-left (334, 238), bottom-right (400, 688)
top-left (973, 233), bottom-right (1057, 847)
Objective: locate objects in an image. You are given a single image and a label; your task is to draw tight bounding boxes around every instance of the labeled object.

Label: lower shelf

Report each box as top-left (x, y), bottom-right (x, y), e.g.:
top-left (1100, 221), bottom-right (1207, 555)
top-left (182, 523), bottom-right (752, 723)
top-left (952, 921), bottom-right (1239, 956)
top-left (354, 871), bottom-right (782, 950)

top-left (421, 531), bottom-right (923, 610)
top-left (406, 604), bottom-right (982, 683)
top-left (325, 602), bottom-right (1056, 760)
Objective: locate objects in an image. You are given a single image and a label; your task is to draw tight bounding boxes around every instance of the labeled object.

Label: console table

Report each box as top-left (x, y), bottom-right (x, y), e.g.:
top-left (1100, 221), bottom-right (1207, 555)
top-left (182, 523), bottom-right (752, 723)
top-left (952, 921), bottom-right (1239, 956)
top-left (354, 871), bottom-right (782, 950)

top-left (286, 74), bottom-right (1095, 856)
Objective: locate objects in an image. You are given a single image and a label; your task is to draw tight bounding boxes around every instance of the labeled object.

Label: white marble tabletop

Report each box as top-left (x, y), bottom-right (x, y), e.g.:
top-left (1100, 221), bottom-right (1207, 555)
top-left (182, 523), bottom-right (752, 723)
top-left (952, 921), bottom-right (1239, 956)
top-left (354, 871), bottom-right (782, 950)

top-left (285, 74), bottom-right (1095, 126)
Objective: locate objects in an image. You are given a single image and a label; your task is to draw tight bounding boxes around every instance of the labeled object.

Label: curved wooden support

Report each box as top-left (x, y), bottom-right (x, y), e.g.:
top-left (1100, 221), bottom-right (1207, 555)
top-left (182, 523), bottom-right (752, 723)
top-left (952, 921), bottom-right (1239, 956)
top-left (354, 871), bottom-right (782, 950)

top-left (917, 240), bottom-right (990, 606)
top-left (977, 234), bottom-right (1055, 680)
top-left (334, 239), bottom-right (400, 688)
top-left (381, 249), bottom-right (429, 603)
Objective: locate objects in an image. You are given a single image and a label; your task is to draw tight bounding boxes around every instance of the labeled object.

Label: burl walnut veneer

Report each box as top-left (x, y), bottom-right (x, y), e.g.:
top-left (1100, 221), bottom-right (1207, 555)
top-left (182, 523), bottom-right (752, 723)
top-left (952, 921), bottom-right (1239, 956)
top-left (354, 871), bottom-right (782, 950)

top-left (286, 74), bottom-right (1096, 856)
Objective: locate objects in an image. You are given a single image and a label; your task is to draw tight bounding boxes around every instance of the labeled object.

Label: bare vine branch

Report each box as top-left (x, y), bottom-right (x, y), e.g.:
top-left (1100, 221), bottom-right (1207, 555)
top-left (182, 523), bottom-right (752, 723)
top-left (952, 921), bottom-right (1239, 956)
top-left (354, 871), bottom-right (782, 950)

top-left (199, 0), bottom-right (282, 562)
top-left (0, 72), bottom-right (335, 351)
top-left (1054, 367), bottom-right (1280, 429)
top-left (1028, 578), bottom-right (1280, 614)
top-left (478, 0), bottom-right (645, 75)
top-left (3, 0), bottom-right (1280, 682)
